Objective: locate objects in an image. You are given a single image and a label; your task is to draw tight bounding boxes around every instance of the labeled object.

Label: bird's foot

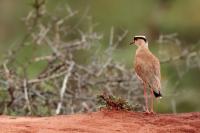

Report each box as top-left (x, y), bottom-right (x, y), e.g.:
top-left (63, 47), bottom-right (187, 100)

top-left (144, 109), bottom-right (150, 114)
top-left (150, 111), bottom-right (156, 115)
top-left (144, 109), bottom-right (156, 115)
top-left (150, 107), bottom-right (155, 113)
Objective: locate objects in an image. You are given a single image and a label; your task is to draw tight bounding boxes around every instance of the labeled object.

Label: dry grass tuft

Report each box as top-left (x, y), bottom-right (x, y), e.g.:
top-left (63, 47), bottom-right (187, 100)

top-left (97, 92), bottom-right (141, 111)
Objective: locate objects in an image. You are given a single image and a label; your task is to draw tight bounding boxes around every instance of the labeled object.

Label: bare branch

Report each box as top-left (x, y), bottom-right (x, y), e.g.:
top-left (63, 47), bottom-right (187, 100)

top-left (23, 79), bottom-right (32, 114)
top-left (56, 62), bottom-right (75, 115)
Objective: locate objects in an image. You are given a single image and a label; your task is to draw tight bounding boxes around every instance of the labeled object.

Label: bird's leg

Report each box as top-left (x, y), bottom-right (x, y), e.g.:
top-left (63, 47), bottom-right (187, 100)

top-left (150, 89), bottom-right (154, 113)
top-left (143, 82), bottom-right (149, 113)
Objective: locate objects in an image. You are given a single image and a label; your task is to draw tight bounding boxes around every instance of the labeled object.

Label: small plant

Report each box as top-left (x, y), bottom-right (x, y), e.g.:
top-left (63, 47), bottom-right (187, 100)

top-left (97, 92), bottom-right (140, 111)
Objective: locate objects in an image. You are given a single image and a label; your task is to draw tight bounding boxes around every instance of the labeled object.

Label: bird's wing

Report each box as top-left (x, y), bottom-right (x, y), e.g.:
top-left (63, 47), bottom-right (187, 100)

top-left (148, 55), bottom-right (161, 90)
top-left (135, 48), bottom-right (161, 90)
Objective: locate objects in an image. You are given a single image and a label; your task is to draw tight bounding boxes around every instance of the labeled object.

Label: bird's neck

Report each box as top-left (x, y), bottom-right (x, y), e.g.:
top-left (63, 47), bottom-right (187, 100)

top-left (137, 45), bottom-right (148, 50)
top-left (136, 41), bottom-right (148, 48)
top-left (136, 45), bottom-right (149, 55)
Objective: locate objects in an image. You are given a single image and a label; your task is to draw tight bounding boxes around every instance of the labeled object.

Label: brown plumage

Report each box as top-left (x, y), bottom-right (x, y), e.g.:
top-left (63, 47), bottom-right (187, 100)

top-left (130, 35), bottom-right (162, 113)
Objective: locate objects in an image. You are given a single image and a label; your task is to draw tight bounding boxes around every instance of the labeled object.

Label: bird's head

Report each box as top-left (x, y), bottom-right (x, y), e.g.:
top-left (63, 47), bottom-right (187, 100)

top-left (130, 35), bottom-right (148, 48)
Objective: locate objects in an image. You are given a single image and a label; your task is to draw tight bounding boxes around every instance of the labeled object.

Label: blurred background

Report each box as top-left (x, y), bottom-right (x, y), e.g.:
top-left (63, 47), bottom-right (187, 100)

top-left (0, 0), bottom-right (199, 115)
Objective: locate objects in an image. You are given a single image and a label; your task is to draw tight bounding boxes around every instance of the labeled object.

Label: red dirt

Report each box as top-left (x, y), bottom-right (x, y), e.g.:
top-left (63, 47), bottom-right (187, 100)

top-left (0, 110), bottom-right (199, 133)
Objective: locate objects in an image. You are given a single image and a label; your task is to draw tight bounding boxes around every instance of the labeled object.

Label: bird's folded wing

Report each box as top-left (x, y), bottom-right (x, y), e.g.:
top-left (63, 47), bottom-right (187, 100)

top-left (135, 50), bottom-right (161, 90)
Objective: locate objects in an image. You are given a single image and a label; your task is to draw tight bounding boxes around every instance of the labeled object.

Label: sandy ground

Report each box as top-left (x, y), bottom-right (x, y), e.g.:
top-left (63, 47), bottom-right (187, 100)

top-left (0, 109), bottom-right (199, 133)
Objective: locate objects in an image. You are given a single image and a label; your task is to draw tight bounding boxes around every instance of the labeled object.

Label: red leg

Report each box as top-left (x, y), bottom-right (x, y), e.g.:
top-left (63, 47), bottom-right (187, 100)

top-left (150, 89), bottom-right (154, 113)
top-left (143, 82), bottom-right (149, 113)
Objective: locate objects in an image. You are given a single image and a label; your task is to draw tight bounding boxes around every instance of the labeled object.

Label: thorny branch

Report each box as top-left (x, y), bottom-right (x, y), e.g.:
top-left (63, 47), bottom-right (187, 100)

top-left (158, 34), bottom-right (200, 66)
top-left (3, 0), bottom-right (45, 66)
top-left (56, 62), bottom-right (74, 115)
top-left (0, 2), bottom-right (142, 115)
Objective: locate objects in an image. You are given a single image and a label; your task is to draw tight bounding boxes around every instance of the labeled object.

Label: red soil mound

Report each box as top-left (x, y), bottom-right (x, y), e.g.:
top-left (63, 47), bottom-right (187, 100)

top-left (0, 109), bottom-right (199, 133)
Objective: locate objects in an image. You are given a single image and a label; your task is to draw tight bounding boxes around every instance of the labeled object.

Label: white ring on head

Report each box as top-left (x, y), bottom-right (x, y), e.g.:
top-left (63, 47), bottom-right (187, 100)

top-left (133, 35), bottom-right (147, 42)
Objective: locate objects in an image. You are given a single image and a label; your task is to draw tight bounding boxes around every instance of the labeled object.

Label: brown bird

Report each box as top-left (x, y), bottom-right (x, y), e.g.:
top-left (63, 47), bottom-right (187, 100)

top-left (130, 35), bottom-right (162, 113)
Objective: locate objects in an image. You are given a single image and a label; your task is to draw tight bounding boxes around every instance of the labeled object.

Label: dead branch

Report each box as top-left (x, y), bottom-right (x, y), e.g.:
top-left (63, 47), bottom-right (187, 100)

top-left (0, 3), bottom-right (144, 115)
top-left (56, 62), bottom-right (75, 115)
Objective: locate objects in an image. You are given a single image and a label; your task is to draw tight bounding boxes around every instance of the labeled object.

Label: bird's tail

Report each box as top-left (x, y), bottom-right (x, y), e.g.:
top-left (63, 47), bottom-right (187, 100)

top-left (153, 90), bottom-right (162, 99)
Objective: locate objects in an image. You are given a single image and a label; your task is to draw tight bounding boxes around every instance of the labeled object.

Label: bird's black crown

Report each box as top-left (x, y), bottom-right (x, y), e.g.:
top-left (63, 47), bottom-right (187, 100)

top-left (133, 35), bottom-right (147, 42)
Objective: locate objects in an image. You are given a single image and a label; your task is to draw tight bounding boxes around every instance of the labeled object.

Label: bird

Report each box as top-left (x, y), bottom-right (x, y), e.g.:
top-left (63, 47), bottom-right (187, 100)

top-left (130, 35), bottom-right (162, 113)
